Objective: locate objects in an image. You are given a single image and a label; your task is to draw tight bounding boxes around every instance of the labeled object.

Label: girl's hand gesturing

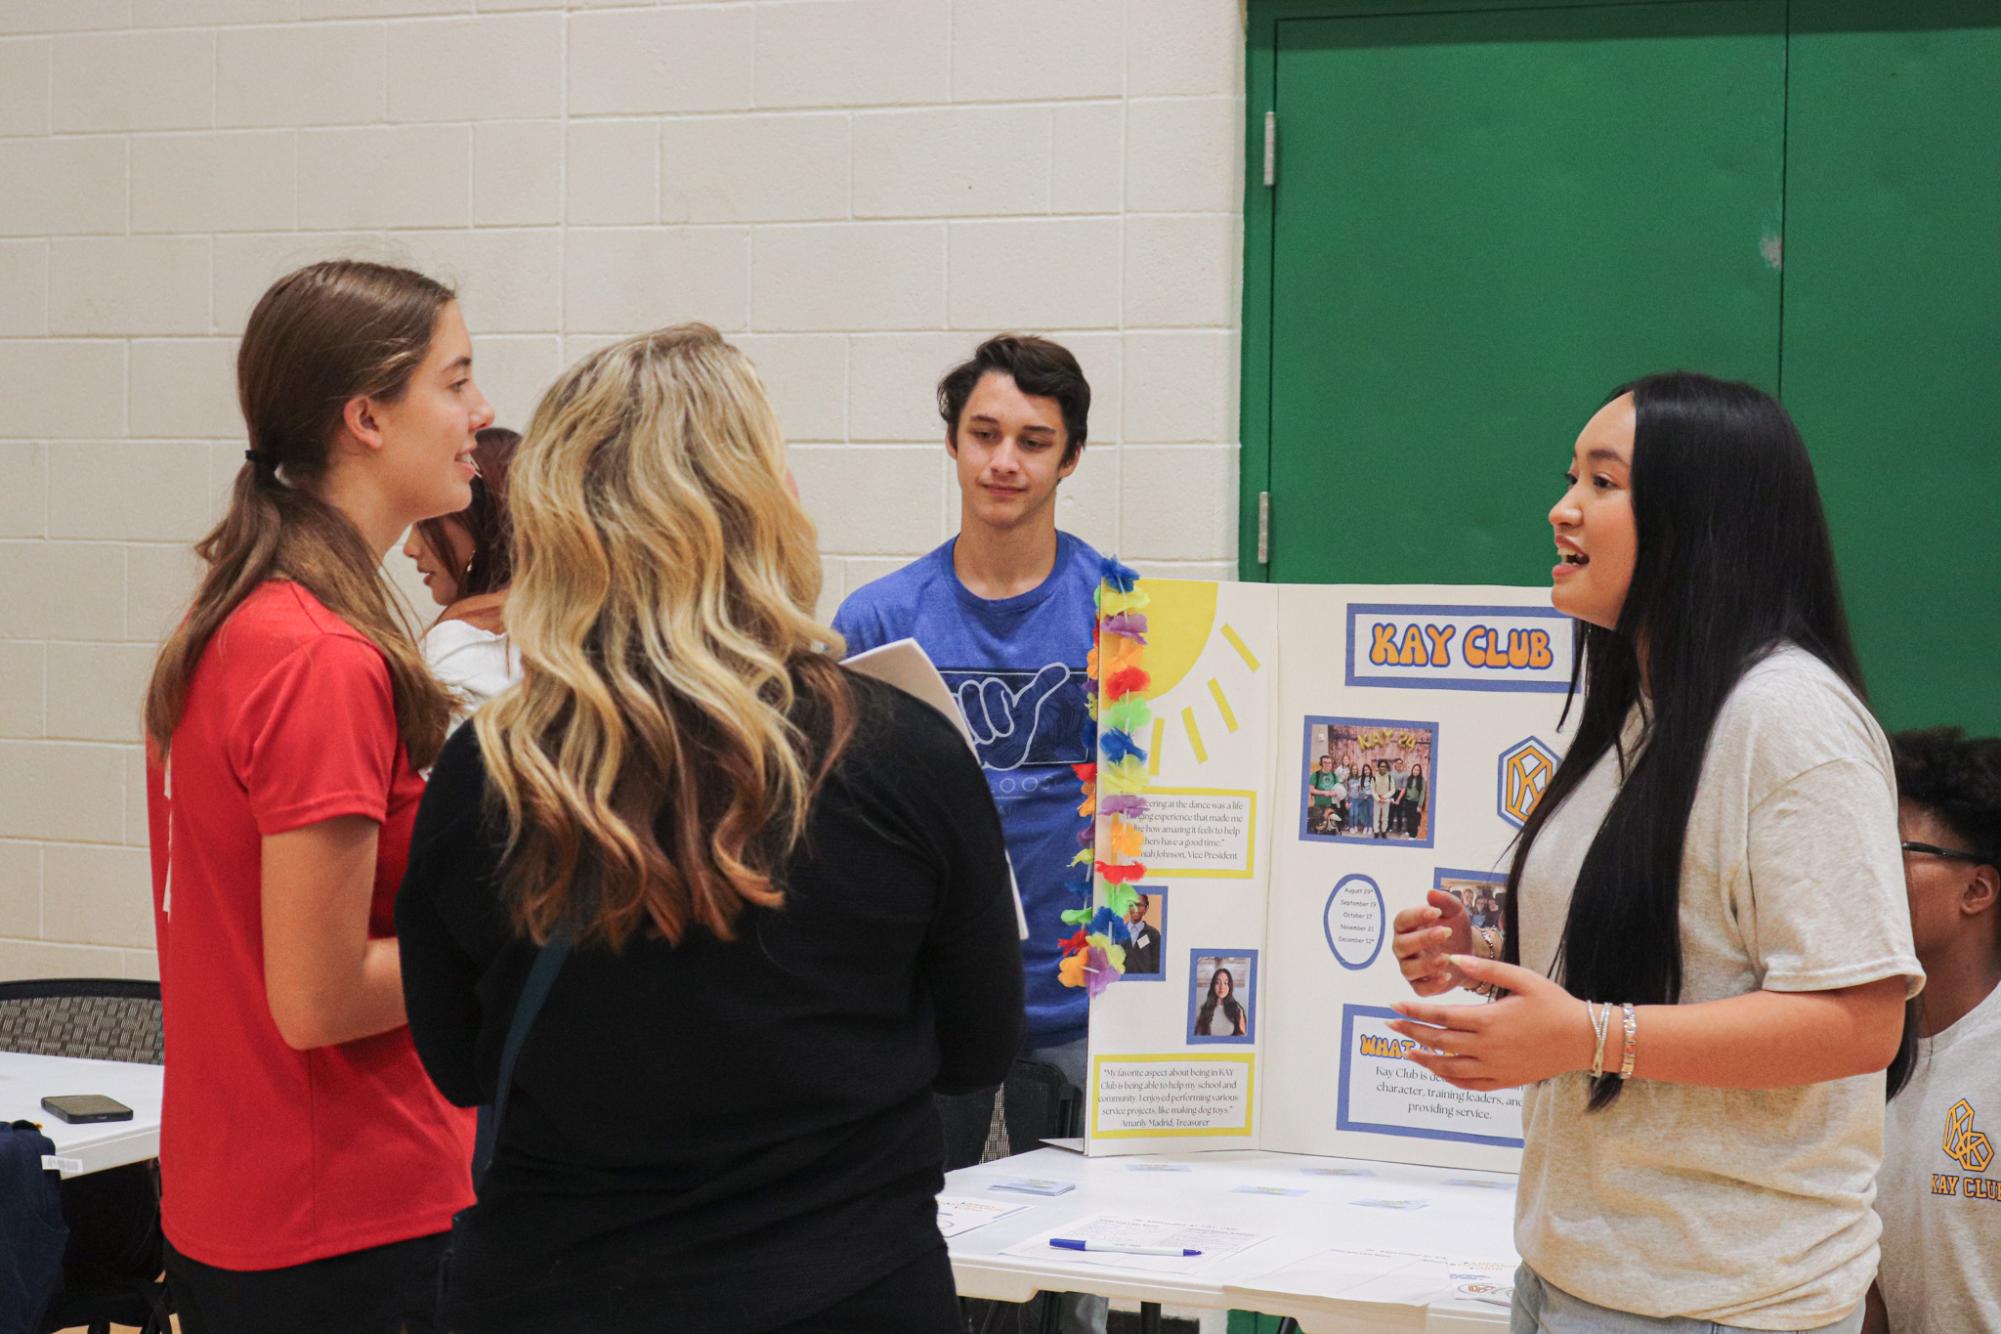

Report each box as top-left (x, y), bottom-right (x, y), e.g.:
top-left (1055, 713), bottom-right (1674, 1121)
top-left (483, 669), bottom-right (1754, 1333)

top-left (1386, 954), bottom-right (1595, 1091)
top-left (1389, 889), bottom-right (1473, 996)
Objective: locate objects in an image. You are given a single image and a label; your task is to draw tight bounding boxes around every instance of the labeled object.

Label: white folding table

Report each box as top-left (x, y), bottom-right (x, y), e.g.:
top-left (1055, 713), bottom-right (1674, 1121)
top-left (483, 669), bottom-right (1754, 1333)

top-left (944, 1147), bottom-right (1516, 1333)
top-left (0, 1051), bottom-right (164, 1177)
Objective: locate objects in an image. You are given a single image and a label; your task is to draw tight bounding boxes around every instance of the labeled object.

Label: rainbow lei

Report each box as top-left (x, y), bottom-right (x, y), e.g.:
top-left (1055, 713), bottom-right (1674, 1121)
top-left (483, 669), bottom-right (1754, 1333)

top-left (1059, 558), bottom-right (1150, 997)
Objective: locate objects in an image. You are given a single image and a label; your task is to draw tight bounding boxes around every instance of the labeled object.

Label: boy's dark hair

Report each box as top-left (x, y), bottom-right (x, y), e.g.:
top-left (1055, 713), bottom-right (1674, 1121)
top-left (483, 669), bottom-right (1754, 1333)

top-left (1892, 727), bottom-right (2001, 867)
top-left (937, 334), bottom-right (1090, 463)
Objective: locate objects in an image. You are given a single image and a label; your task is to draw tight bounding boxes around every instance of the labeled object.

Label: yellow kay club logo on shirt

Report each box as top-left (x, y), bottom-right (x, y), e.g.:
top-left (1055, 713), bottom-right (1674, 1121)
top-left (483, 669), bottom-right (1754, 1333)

top-left (1945, 1098), bottom-right (1994, 1173)
top-left (1932, 1099), bottom-right (2000, 1203)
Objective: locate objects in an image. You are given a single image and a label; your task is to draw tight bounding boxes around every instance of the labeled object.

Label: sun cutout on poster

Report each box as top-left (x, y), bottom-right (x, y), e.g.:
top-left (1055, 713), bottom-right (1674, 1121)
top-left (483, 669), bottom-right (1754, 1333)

top-left (1134, 580), bottom-right (1263, 771)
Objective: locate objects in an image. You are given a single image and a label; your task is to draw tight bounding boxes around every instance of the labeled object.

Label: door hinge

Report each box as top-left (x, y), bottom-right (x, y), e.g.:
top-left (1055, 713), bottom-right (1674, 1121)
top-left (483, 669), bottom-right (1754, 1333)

top-left (1256, 491), bottom-right (1271, 564)
top-left (1262, 111), bottom-right (1277, 188)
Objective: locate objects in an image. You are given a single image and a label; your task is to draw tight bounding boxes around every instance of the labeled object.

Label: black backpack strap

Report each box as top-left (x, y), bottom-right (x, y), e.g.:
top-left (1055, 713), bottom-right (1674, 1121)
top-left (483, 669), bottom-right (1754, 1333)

top-left (483, 924), bottom-right (573, 1183)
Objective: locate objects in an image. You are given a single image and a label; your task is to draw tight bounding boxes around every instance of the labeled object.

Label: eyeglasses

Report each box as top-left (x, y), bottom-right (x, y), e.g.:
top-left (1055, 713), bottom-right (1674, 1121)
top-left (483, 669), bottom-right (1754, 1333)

top-left (1900, 840), bottom-right (1993, 866)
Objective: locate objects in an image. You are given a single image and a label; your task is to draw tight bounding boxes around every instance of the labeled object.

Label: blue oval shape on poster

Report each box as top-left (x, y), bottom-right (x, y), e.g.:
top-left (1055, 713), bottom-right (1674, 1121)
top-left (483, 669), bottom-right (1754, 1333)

top-left (1323, 874), bottom-right (1385, 971)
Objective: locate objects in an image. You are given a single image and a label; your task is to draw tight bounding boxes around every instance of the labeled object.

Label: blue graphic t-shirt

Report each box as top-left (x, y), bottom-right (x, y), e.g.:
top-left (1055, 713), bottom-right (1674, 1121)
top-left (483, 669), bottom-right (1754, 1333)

top-left (834, 531), bottom-right (1102, 1041)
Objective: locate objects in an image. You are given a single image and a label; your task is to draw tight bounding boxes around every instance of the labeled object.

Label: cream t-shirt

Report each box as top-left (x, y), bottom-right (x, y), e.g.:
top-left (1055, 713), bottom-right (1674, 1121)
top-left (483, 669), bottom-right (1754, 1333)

top-left (1875, 981), bottom-right (2001, 1334)
top-left (1514, 646), bottom-right (1924, 1329)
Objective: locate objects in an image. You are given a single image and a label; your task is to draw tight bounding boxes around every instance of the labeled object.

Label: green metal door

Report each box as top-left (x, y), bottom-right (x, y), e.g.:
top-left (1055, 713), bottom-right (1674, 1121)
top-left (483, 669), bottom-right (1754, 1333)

top-left (1779, 4), bottom-right (2001, 731)
top-left (1261, 1), bottom-right (1787, 589)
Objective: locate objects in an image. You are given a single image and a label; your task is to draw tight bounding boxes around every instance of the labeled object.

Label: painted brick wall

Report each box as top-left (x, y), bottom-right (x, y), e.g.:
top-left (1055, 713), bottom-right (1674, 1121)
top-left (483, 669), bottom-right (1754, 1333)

top-left (0, 0), bottom-right (1246, 979)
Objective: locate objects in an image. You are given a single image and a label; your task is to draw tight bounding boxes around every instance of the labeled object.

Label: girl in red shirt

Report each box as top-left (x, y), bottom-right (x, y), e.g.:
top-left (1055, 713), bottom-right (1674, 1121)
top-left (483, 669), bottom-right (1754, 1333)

top-left (143, 260), bottom-right (493, 1333)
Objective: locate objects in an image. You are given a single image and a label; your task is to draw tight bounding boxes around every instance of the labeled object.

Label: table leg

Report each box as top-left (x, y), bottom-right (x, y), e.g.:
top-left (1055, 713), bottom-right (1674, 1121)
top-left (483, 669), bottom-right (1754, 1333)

top-left (1140, 1300), bottom-right (1162, 1334)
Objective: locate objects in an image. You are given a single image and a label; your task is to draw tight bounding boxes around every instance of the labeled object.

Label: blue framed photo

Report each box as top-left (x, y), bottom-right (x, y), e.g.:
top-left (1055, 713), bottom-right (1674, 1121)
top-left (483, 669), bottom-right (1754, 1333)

top-left (1434, 867), bottom-right (1507, 934)
top-left (1187, 949), bottom-right (1258, 1045)
top-left (1298, 715), bottom-right (1439, 849)
top-left (1121, 886), bottom-right (1167, 980)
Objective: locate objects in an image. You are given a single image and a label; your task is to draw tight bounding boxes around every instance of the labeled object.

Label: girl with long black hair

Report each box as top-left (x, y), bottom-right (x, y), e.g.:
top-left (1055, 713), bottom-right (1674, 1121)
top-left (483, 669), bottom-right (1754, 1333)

top-left (1388, 373), bottom-right (1921, 1333)
top-left (1196, 965), bottom-right (1247, 1038)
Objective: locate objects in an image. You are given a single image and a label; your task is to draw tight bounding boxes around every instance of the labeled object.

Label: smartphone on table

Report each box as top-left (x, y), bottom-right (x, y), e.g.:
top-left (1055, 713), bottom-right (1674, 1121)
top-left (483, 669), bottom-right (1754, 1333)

top-left (40, 1094), bottom-right (134, 1124)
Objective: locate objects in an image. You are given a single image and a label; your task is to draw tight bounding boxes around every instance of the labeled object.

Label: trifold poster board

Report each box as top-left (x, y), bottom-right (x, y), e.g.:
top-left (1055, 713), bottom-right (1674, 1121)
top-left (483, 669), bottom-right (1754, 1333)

top-left (1079, 581), bottom-right (1571, 1173)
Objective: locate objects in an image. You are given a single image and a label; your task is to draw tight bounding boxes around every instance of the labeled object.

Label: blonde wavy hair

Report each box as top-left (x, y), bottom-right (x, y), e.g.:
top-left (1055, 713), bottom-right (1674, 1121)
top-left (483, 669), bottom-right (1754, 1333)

top-left (478, 325), bottom-right (854, 949)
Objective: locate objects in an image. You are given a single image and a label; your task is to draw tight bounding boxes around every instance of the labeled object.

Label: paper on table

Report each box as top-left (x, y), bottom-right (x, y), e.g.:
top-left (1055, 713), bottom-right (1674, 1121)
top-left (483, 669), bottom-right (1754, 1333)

top-left (841, 638), bottom-right (1029, 938)
top-left (1224, 1245), bottom-right (1514, 1312)
top-left (1004, 1213), bottom-right (1272, 1272)
top-left (1341, 1254), bottom-right (1515, 1308)
top-left (936, 1194), bottom-right (1029, 1239)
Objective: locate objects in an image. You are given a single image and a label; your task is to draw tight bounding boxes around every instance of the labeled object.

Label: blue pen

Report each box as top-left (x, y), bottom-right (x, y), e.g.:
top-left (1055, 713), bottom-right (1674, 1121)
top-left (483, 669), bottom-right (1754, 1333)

top-left (1049, 1238), bottom-right (1201, 1256)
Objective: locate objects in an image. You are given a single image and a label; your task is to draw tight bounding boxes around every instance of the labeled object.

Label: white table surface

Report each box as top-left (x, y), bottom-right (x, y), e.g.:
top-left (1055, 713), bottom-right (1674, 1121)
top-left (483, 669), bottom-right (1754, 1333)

top-left (944, 1147), bottom-right (1516, 1332)
top-left (0, 1051), bottom-right (164, 1177)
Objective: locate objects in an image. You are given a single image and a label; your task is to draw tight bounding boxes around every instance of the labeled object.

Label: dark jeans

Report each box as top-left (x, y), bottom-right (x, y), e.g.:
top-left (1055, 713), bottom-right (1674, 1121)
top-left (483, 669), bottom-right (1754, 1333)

top-left (166, 1231), bottom-right (449, 1334)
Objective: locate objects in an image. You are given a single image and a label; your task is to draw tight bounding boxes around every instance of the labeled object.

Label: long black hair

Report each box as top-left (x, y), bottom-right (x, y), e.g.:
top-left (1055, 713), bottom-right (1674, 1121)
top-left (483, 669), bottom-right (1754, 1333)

top-left (1197, 966), bottom-right (1245, 1036)
top-left (1502, 372), bottom-right (1868, 1109)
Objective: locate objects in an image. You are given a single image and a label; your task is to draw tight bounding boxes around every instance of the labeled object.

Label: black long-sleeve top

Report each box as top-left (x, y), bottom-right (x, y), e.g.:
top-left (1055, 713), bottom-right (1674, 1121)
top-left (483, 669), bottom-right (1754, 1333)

top-left (395, 674), bottom-right (1024, 1332)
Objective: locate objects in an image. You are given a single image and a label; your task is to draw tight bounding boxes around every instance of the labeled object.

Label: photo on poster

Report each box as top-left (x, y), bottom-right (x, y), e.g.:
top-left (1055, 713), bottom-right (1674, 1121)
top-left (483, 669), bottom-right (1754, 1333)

top-left (1435, 868), bottom-right (1507, 932)
top-left (1298, 716), bottom-right (1439, 848)
top-left (1187, 951), bottom-right (1257, 1045)
top-left (1120, 888), bottom-right (1167, 980)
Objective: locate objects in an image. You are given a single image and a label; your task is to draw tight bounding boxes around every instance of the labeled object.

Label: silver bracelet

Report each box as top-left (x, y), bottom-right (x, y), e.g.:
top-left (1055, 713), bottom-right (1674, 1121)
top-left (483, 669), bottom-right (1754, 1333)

top-left (1588, 1000), bottom-right (1611, 1079)
top-left (1617, 1002), bottom-right (1638, 1080)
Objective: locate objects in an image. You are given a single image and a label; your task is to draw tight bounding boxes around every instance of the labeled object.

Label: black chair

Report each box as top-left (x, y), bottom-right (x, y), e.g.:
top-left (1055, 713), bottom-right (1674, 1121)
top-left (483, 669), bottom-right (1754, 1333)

top-left (957, 1058), bottom-right (1082, 1334)
top-left (0, 979), bottom-right (171, 1334)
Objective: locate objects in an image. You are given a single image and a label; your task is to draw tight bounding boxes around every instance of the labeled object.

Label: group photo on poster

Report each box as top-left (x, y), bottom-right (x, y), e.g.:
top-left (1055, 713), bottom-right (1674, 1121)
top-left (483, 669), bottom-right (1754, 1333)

top-left (1435, 869), bottom-right (1507, 932)
top-left (1299, 717), bottom-right (1438, 846)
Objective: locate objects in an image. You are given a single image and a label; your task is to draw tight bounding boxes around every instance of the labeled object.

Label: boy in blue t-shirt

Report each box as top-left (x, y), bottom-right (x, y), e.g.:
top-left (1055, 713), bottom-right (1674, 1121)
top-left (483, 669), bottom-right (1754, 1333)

top-left (834, 333), bottom-right (1102, 1088)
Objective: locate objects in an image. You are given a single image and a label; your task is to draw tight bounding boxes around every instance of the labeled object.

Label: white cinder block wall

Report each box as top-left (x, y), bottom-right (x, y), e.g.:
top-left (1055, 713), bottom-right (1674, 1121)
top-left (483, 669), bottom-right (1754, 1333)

top-left (0, 0), bottom-right (1246, 980)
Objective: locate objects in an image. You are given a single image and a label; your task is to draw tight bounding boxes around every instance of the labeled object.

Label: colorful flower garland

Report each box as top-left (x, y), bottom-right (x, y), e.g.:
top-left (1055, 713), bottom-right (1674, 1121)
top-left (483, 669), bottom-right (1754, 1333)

top-left (1059, 558), bottom-right (1151, 996)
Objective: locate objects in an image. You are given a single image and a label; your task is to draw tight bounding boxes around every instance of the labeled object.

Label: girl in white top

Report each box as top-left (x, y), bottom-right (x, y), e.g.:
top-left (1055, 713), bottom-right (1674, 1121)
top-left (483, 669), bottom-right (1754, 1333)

top-left (403, 426), bottom-right (522, 720)
top-left (1389, 372), bottom-right (1923, 1333)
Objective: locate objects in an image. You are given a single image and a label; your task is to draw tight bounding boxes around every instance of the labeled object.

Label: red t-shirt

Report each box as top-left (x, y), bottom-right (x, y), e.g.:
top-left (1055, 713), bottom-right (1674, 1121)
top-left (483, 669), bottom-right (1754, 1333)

top-left (146, 581), bottom-right (473, 1271)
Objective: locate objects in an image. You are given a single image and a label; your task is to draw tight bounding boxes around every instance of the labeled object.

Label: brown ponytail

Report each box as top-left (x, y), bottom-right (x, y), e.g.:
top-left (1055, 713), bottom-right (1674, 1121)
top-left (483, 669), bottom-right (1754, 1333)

top-left (145, 260), bottom-right (458, 769)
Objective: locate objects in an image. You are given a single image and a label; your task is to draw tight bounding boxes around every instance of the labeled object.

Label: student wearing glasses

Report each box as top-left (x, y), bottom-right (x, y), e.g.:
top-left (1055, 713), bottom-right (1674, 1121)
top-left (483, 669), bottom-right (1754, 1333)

top-left (1864, 727), bottom-right (2001, 1334)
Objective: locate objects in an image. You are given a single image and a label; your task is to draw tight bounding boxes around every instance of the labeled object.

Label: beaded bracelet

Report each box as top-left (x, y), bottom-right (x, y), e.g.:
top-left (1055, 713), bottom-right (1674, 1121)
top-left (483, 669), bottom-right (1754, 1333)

top-left (1617, 1002), bottom-right (1638, 1079)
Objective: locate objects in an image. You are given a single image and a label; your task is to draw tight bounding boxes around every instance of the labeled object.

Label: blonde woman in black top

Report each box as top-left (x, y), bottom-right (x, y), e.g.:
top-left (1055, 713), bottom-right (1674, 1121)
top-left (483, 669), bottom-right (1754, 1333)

top-left (397, 326), bottom-right (1023, 1333)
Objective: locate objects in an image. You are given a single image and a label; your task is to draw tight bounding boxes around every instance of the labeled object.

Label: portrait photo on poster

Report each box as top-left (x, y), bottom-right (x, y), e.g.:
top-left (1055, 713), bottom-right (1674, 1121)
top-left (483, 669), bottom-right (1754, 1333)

top-left (1187, 950), bottom-right (1257, 1045)
top-left (1298, 716), bottom-right (1439, 848)
top-left (1434, 868), bottom-right (1508, 934)
top-left (1121, 887), bottom-right (1167, 979)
